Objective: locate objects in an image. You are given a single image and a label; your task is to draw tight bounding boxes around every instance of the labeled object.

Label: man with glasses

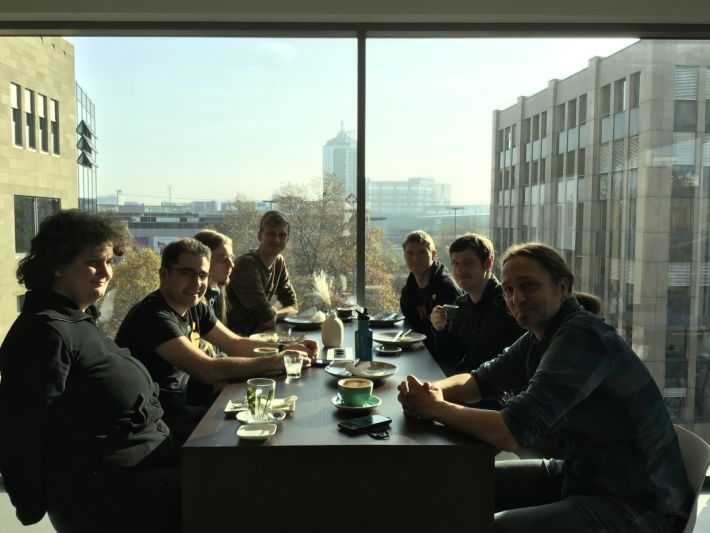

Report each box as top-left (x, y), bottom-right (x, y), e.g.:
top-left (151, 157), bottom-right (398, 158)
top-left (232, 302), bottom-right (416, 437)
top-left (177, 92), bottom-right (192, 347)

top-left (226, 210), bottom-right (299, 335)
top-left (115, 238), bottom-right (316, 444)
top-left (430, 234), bottom-right (523, 404)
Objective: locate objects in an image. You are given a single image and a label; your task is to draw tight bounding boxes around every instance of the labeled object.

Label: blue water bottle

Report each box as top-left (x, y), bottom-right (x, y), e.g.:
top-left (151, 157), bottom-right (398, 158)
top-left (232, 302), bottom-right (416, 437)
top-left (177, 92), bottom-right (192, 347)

top-left (354, 307), bottom-right (373, 361)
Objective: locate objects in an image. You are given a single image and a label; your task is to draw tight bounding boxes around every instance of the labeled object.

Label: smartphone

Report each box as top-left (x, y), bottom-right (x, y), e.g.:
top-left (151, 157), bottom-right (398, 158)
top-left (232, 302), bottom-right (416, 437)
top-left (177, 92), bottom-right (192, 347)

top-left (338, 415), bottom-right (392, 434)
top-left (311, 358), bottom-right (329, 368)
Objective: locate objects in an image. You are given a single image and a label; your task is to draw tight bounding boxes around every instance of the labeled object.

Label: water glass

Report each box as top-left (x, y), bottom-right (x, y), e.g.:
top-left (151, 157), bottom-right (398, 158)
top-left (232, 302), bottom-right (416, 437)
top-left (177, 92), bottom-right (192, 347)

top-left (246, 378), bottom-right (275, 422)
top-left (283, 352), bottom-right (303, 379)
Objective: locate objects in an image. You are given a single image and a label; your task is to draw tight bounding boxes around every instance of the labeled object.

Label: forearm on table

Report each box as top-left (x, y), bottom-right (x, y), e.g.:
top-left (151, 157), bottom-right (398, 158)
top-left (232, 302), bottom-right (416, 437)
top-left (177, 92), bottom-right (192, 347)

top-left (434, 373), bottom-right (481, 404)
top-left (432, 402), bottom-right (519, 452)
top-left (210, 354), bottom-right (282, 381)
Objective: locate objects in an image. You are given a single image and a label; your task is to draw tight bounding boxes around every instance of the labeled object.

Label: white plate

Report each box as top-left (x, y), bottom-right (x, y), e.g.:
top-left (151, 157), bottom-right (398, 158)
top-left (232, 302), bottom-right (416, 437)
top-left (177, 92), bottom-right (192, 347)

top-left (325, 360), bottom-right (397, 379)
top-left (369, 314), bottom-right (405, 328)
top-left (372, 331), bottom-right (427, 347)
top-left (237, 423), bottom-right (277, 440)
top-left (284, 316), bottom-right (324, 330)
top-left (237, 409), bottom-right (286, 424)
top-left (248, 331), bottom-right (306, 345)
top-left (331, 395), bottom-right (382, 411)
top-left (325, 360), bottom-right (352, 378)
top-left (374, 345), bottom-right (402, 357)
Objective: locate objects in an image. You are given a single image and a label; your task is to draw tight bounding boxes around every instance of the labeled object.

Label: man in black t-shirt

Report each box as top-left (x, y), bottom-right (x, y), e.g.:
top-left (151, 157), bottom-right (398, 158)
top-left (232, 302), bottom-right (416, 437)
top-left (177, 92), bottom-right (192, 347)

top-left (116, 238), bottom-right (317, 444)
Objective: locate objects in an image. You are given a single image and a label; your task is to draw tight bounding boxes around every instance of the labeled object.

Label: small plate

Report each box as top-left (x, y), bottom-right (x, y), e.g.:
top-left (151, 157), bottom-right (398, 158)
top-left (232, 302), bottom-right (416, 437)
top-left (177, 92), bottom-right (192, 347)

top-left (331, 395), bottom-right (382, 411)
top-left (284, 316), bottom-right (325, 330)
top-left (350, 361), bottom-right (398, 379)
top-left (375, 345), bottom-right (402, 356)
top-left (373, 331), bottom-right (426, 347)
top-left (325, 360), bottom-right (353, 378)
top-left (236, 423), bottom-right (277, 440)
top-left (237, 409), bottom-right (286, 424)
top-left (369, 314), bottom-right (405, 328)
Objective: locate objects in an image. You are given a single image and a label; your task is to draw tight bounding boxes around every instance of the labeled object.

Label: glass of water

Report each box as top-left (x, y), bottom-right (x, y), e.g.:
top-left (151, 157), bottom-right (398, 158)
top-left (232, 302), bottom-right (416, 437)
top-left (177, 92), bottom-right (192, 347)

top-left (283, 351), bottom-right (304, 380)
top-left (246, 378), bottom-right (275, 422)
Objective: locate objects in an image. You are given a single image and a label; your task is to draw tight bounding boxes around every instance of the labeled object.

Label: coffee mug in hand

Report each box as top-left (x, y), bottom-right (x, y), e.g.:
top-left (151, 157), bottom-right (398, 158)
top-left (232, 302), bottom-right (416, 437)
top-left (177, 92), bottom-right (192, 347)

top-left (283, 352), bottom-right (303, 379)
top-left (247, 378), bottom-right (276, 422)
top-left (337, 378), bottom-right (373, 407)
top-left (442, 304), bottom-right (459, 320)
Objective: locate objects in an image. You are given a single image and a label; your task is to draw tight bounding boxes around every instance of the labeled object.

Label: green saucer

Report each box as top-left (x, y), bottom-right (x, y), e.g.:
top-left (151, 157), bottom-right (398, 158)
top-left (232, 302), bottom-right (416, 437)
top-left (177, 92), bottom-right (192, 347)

top-left (331, 395), bottom-right (382, 411)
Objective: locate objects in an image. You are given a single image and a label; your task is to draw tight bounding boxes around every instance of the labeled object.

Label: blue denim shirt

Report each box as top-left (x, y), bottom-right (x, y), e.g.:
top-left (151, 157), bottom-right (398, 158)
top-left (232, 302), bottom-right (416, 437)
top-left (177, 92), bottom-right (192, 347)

top-left (473, 297), bottom-right (694, 518)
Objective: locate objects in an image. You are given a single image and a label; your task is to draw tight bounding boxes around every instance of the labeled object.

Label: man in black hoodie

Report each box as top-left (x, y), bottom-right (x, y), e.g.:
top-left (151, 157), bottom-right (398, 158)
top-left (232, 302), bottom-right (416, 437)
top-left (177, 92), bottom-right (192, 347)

top-left (431, 233), bottom-right (524, 388)
top-left (399, 230), bottom-right (463, 356)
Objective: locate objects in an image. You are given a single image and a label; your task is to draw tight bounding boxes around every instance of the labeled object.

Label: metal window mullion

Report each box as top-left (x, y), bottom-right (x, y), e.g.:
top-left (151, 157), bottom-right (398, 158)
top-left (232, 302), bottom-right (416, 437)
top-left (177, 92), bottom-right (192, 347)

top-left (356, 31), bottom-right (366, 305)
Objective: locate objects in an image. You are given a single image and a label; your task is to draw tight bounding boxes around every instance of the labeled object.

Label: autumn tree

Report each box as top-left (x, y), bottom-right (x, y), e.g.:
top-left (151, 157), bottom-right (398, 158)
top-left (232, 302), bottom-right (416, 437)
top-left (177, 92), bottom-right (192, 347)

top-left (222, 174), bottom-right (400, 315)
top-left (100, 248), bottom-right (161, 338)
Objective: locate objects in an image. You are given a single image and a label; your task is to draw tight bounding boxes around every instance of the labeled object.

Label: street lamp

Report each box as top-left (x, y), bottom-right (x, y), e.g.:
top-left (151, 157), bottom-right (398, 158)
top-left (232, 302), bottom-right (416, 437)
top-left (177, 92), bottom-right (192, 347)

top-left (448, 206), bottom-right (464, 237)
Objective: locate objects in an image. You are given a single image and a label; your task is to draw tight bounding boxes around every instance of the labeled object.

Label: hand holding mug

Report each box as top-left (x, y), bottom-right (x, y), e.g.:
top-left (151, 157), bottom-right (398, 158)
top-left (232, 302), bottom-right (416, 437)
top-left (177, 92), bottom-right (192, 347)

top-left (430, 306), bottom-right (446, 331)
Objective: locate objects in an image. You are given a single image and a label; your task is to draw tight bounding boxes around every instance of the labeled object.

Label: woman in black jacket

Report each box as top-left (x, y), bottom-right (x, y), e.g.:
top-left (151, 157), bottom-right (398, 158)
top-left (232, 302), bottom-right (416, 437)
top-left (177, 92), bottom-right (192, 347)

top-left (0, 209), bottom-right (179, 533)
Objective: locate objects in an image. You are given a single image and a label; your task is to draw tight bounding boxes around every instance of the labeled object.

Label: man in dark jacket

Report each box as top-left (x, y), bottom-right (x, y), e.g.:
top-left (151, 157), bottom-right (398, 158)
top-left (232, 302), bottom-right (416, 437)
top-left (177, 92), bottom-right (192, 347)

top-left (431, 233), bottom-right (524, 394)
top-left (399, 230), bottom-right (463, 356)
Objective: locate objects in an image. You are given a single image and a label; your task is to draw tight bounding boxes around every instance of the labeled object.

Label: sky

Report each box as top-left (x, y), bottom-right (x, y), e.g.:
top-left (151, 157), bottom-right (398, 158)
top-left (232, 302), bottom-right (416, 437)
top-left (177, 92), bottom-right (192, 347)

top-left (69, 37), bottom-right (637, 205)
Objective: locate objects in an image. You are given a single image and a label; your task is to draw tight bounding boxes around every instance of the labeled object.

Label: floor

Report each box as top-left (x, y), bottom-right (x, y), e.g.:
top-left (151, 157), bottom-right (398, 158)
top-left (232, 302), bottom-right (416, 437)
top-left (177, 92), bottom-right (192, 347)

top-left (1, 479), bottom-right (708, 532)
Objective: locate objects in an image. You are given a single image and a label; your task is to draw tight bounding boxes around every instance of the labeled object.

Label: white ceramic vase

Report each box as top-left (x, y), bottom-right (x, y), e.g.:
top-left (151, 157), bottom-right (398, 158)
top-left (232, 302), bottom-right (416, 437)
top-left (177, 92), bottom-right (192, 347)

top-left (321, 311), bottom-right (344, 347)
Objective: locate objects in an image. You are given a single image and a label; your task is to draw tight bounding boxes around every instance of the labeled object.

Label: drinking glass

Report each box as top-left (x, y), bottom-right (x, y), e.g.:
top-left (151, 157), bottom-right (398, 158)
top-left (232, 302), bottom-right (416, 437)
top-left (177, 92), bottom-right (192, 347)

top-left (283, 352), bottom-right (303, 380)
top-left (246, 378), bottom-right (276, 422)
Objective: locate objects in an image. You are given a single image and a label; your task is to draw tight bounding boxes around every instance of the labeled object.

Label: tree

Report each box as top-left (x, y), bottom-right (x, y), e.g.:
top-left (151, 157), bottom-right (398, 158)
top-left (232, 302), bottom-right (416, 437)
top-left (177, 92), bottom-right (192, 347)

top-left (222, 174), bottom-right (400, 315)
top-left (221, 195), bottom-right (262, 257)
top-left (100, 248), bottom-right (161, 338)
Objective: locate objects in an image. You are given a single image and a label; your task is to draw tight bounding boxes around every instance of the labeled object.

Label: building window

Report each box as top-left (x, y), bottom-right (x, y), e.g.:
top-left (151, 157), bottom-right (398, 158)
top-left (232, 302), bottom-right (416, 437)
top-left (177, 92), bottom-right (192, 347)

top-left (674, 100), bottom-right (698, 132)
top-left (38, 93), bottom-right (48, 152)
top-left (10, 82), bottom-right (22, 147)
top-left (14, 195), bottom-right (61, 254)
top-left (50, 99), bottom-right (60, 155)
top-left (24, 88), bottom-right (35, 150)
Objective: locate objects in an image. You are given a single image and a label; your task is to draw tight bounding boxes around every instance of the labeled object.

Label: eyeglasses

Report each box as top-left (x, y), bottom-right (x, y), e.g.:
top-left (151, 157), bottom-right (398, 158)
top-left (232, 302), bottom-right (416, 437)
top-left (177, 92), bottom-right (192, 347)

top-left (167, 267), bottom-right (209, 282)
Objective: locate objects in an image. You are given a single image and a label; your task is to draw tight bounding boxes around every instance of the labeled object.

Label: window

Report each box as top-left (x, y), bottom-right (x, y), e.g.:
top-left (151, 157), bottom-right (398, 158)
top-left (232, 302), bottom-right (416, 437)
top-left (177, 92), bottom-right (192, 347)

top-left (14, 195), bottom-right (61, 254)
top-left (10, 82), bottom-right (21, 146)
top-left (37, 93), bottom-right (48, 152)
top-left (674, 100), bottom-right (698, 132)
top-left (614, 78), bottom-right (627, 113)
top-left (50, 99), bottom-right (59, 154)
top-left (24, 88), bottom-right (35, 149)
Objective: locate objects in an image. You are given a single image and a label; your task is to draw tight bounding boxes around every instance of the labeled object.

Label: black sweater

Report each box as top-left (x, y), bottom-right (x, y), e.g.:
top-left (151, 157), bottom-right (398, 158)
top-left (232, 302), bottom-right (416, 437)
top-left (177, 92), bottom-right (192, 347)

top-left (0, 290), bottom-right (169, 525)
top-left (400, 261), bottom-right (463, 355)
top-left (432, 277), bottom-right (525, 376)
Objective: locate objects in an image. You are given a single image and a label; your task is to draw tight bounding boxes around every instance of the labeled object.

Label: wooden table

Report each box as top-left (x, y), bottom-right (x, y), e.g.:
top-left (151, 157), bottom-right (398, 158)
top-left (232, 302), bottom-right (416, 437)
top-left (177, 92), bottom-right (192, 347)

top-left (182, 322), bottom-right (495, 533)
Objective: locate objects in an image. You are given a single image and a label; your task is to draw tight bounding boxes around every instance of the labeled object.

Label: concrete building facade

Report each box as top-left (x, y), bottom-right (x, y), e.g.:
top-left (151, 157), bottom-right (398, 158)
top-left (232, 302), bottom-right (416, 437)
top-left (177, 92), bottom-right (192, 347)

top-left (0, 37), bottom-right (77, 340)
top-left (491, 40), bottom-right (710, 438)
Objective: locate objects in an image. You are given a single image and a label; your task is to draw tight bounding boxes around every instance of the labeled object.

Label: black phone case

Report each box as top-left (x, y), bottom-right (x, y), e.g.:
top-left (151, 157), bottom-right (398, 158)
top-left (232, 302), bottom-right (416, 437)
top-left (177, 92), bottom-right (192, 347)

top-left (338, 417), bottom-right (391, 434)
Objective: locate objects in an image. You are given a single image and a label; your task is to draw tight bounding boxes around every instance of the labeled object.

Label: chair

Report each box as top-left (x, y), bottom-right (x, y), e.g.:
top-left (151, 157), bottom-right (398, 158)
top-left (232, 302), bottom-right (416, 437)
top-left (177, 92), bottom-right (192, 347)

top-left (674, 425), bottom-right (710, 533)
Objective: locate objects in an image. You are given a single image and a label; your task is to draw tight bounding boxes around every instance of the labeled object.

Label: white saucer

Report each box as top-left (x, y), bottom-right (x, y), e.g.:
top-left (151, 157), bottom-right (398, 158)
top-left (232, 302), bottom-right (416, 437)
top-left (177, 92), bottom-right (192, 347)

top-left (237, 409), bottom-right (286, 424)
top-left (331, 395), bottom-right (382, 411)
top-left (236, 422), bottom-right (277, 440)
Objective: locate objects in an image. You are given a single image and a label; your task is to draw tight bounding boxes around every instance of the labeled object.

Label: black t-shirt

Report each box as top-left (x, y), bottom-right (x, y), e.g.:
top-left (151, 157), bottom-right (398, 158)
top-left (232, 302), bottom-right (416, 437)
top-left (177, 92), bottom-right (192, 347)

top-left (115, 291), bottom-right (217, 397)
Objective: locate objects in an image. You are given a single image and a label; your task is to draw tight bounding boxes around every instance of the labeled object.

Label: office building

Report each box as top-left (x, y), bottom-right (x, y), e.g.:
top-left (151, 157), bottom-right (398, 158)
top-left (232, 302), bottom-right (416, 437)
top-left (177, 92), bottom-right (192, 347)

top-left (367, 176), bottom-right (452, 216)
top-left (491, 40), bottom-right (710, 436)
top-left (76, 81), bottom-right (97, 212)
top-left (0, 37), bottom-right (77, 340)
top-left (323, 123), bottom-right (357, 199)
